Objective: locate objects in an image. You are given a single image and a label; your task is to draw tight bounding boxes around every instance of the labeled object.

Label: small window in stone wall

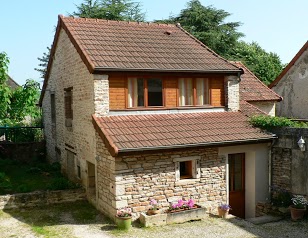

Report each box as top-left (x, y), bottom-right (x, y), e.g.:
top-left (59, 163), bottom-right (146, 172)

top-left (174, 156), bottom-right (201, 181)
top-left (50, 93), bottom-right (56, 123)
top-left (64, 87), bottom-right (73, 127)
top-left (77, 159), bottom-right (81, 179)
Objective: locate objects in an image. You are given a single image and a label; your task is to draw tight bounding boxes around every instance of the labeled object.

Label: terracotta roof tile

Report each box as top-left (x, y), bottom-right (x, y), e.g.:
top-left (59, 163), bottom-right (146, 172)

top-left (93, 112), bottom-right (274, 156)
top-left (60, 16), bottom-right (240, 72)
top-left (232, 62), bottom-right (281, 102)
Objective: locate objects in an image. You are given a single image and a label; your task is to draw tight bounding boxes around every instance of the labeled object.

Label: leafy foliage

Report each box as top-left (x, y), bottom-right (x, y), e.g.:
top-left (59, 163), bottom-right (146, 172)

top-left (9, 79), bottom-right (41, 124)
top-left (70, 0), bottom-right (145, 21)
top-left (230, 41), bottom-right (284, 85)
top-left (0, 172), bottom-right (12, 194)
top-left (250, 115), bottom-right (308, 130)
top-left (0, 53), bottom-right (41, 125)
top-left (34, 46), bottom-right (50, 79)
top-left (271, 186), bottom-right (292, 207)
top-left (0, 52), bottom-right (11, 119)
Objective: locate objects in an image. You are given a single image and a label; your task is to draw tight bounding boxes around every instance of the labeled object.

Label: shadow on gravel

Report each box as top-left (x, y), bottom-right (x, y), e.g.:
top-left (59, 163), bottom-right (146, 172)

top-left (2, 200), bottom-right (116, 233)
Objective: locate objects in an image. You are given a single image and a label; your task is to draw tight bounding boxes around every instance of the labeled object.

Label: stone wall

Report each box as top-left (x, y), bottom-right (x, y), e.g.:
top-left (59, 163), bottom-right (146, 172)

top-left (110, 147), bottom-right (226, 220)
top-left (272, 49), bottom-right (308, 119)
top-left (0, 188), bottom-right (86, 210)
top-left (271, 128), bottom-right (308, 195)
top-left (225, 75), bottom-right (240, 111)
top-left (95, 132), bottom-right (115, 219)
top-left (249, 101), bottom-right (276, 116)
top-left (41, 28), bottom-right (109, 187)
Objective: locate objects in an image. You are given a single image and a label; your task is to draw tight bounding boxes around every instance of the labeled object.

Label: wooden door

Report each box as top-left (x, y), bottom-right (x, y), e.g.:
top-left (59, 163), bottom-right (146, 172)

top-left (229, 153), bottom-right (245, 218)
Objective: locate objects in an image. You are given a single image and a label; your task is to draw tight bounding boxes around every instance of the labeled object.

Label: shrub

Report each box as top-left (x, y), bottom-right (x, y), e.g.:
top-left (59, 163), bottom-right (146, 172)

top-left (0, 172), bottom-right (12, 192)
top-left (250, 115), bottom-right (308, 130)
top-left (271, 186), bottom-right (292, 207)
top-left (16, 184), bottom-right (32, 193)
top-left (47, 177), bottom-right (80, 191)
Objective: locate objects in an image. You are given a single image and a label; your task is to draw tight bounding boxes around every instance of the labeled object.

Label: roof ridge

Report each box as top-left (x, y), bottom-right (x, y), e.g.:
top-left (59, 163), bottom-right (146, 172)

top-left (232, 61), bottom-right (282, 101)
top-left (60, 15), bottom-right (176, 27)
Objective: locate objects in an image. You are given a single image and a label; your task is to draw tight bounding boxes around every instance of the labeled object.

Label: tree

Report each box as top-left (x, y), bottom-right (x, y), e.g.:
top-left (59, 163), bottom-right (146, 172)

top-left (34, 46), bottom-right (50, 79)
top-left (70, 0), bottom-right (145, 21)
top-left (156, 0), bottom-right (244, 57)
top-left (0, 52), bottom-right (41, 125)
top-left (231, 41), bottom-right (284, 85)
top-left (9, 79), bottom-right (41, 124)
top-left (0, 52), bottom-right (11, 119)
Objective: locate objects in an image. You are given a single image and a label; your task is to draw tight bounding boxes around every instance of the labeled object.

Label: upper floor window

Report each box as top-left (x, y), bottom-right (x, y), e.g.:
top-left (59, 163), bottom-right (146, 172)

top-left (64, 87), bottom-right (73, 127)
top-left (127, 78), bottom-right (163, 107)
top-left (50, 93), bottom-right (56, 123)
top-left (178, 78), bottom-right (210, 106)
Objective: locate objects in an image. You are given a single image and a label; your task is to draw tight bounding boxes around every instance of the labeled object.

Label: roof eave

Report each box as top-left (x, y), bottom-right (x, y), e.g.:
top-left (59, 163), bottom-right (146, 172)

top-left (93, 67), bottom-right (242, 74)
top-left (115, 137), bottom-right (276, 155)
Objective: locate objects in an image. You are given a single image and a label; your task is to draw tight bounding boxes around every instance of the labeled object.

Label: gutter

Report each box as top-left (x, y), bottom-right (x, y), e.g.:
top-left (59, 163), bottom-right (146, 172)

top-left (115, 137), bottom-right (276, 155)
top-left (93, 67), bottom-right (242, 74)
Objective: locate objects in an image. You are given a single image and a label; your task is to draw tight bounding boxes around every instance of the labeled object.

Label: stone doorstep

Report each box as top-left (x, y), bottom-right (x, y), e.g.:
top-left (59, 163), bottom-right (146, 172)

top-left (140, 207), bottom-right (208, 227)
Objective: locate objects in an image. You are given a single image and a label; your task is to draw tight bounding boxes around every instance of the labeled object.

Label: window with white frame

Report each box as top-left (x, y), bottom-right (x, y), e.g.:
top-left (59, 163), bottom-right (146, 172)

top-left (178, 78), bottom-right (210, 106)
top-left (174, 156), bottom-right (201, 181)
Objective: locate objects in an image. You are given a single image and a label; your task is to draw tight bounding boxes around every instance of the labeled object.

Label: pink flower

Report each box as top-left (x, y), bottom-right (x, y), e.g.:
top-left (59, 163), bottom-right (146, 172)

top-left (150, 199), bottom-right (157, 206)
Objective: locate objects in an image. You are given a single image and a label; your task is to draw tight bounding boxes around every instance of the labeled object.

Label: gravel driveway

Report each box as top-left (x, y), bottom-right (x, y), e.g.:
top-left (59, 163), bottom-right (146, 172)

top-left (1, 201), bottom-right (308, 238)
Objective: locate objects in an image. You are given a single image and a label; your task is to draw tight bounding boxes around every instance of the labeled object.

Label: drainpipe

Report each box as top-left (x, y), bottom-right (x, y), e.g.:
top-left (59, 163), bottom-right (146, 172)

top-left (268, 138), bottom-right (276, 199)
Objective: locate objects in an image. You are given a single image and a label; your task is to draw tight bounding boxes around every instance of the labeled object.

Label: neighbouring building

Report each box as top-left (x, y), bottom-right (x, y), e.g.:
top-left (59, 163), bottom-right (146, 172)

top-left (40, 15), bottom-right (278, 220)
top-left (270, 41), bottom-right (308, 119)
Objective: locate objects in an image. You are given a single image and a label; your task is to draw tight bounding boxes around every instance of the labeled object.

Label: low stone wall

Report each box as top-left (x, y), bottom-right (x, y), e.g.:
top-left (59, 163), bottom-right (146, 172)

top-left (0, 188), bottom-right (86, 210)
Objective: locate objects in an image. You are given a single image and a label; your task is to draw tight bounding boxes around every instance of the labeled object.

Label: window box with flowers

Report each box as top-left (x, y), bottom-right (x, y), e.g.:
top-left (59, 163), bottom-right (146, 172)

top-left (166, 199), bottom-right (207, 224)
top-left (115, 207), bottom-right (132, 230)
top-left (140, 198), bottom-right (207, 227)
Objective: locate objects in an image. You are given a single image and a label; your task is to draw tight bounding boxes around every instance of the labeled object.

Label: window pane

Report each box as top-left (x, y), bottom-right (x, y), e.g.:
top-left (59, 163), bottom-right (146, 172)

top-left (147, 78), bottom-right (162, 106)
top-left (180, 160), bottom-right (193, 179)
top-left (128, 78), bottom-right (144, 107)
top-left (137, 78), bottom-right (144, 106)
top-left (196, 78), bottom-right (209, 105)
top-left (178, 78), bottom-right (193, 106)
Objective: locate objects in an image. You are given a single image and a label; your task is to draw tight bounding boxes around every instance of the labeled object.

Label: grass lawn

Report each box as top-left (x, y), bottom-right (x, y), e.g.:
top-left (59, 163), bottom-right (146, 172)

top-left (0, 159), bottom-right (78, 195)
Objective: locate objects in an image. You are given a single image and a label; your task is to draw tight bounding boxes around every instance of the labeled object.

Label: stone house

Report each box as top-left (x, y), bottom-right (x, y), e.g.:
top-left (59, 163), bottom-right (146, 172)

top-left (270, 41), bottom-right (308, 119)
top-left (39, 15), bottom-right (278, 220)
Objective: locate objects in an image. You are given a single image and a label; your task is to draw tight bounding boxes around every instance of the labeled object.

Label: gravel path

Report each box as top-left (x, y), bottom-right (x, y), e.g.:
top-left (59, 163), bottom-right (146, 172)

top-left (1, 203), bottom-right (308, 238)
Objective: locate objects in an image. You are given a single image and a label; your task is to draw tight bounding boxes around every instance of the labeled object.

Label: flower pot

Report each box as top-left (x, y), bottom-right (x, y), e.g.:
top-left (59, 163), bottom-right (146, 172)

top-left (115, 216), bottom-right (132, 230)
top-left (147, 209), bottom-right (160, 216)
top-left (218, 207), bottom-right (229, 218)
top-left (289, 206), bottom-right (306, 221)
